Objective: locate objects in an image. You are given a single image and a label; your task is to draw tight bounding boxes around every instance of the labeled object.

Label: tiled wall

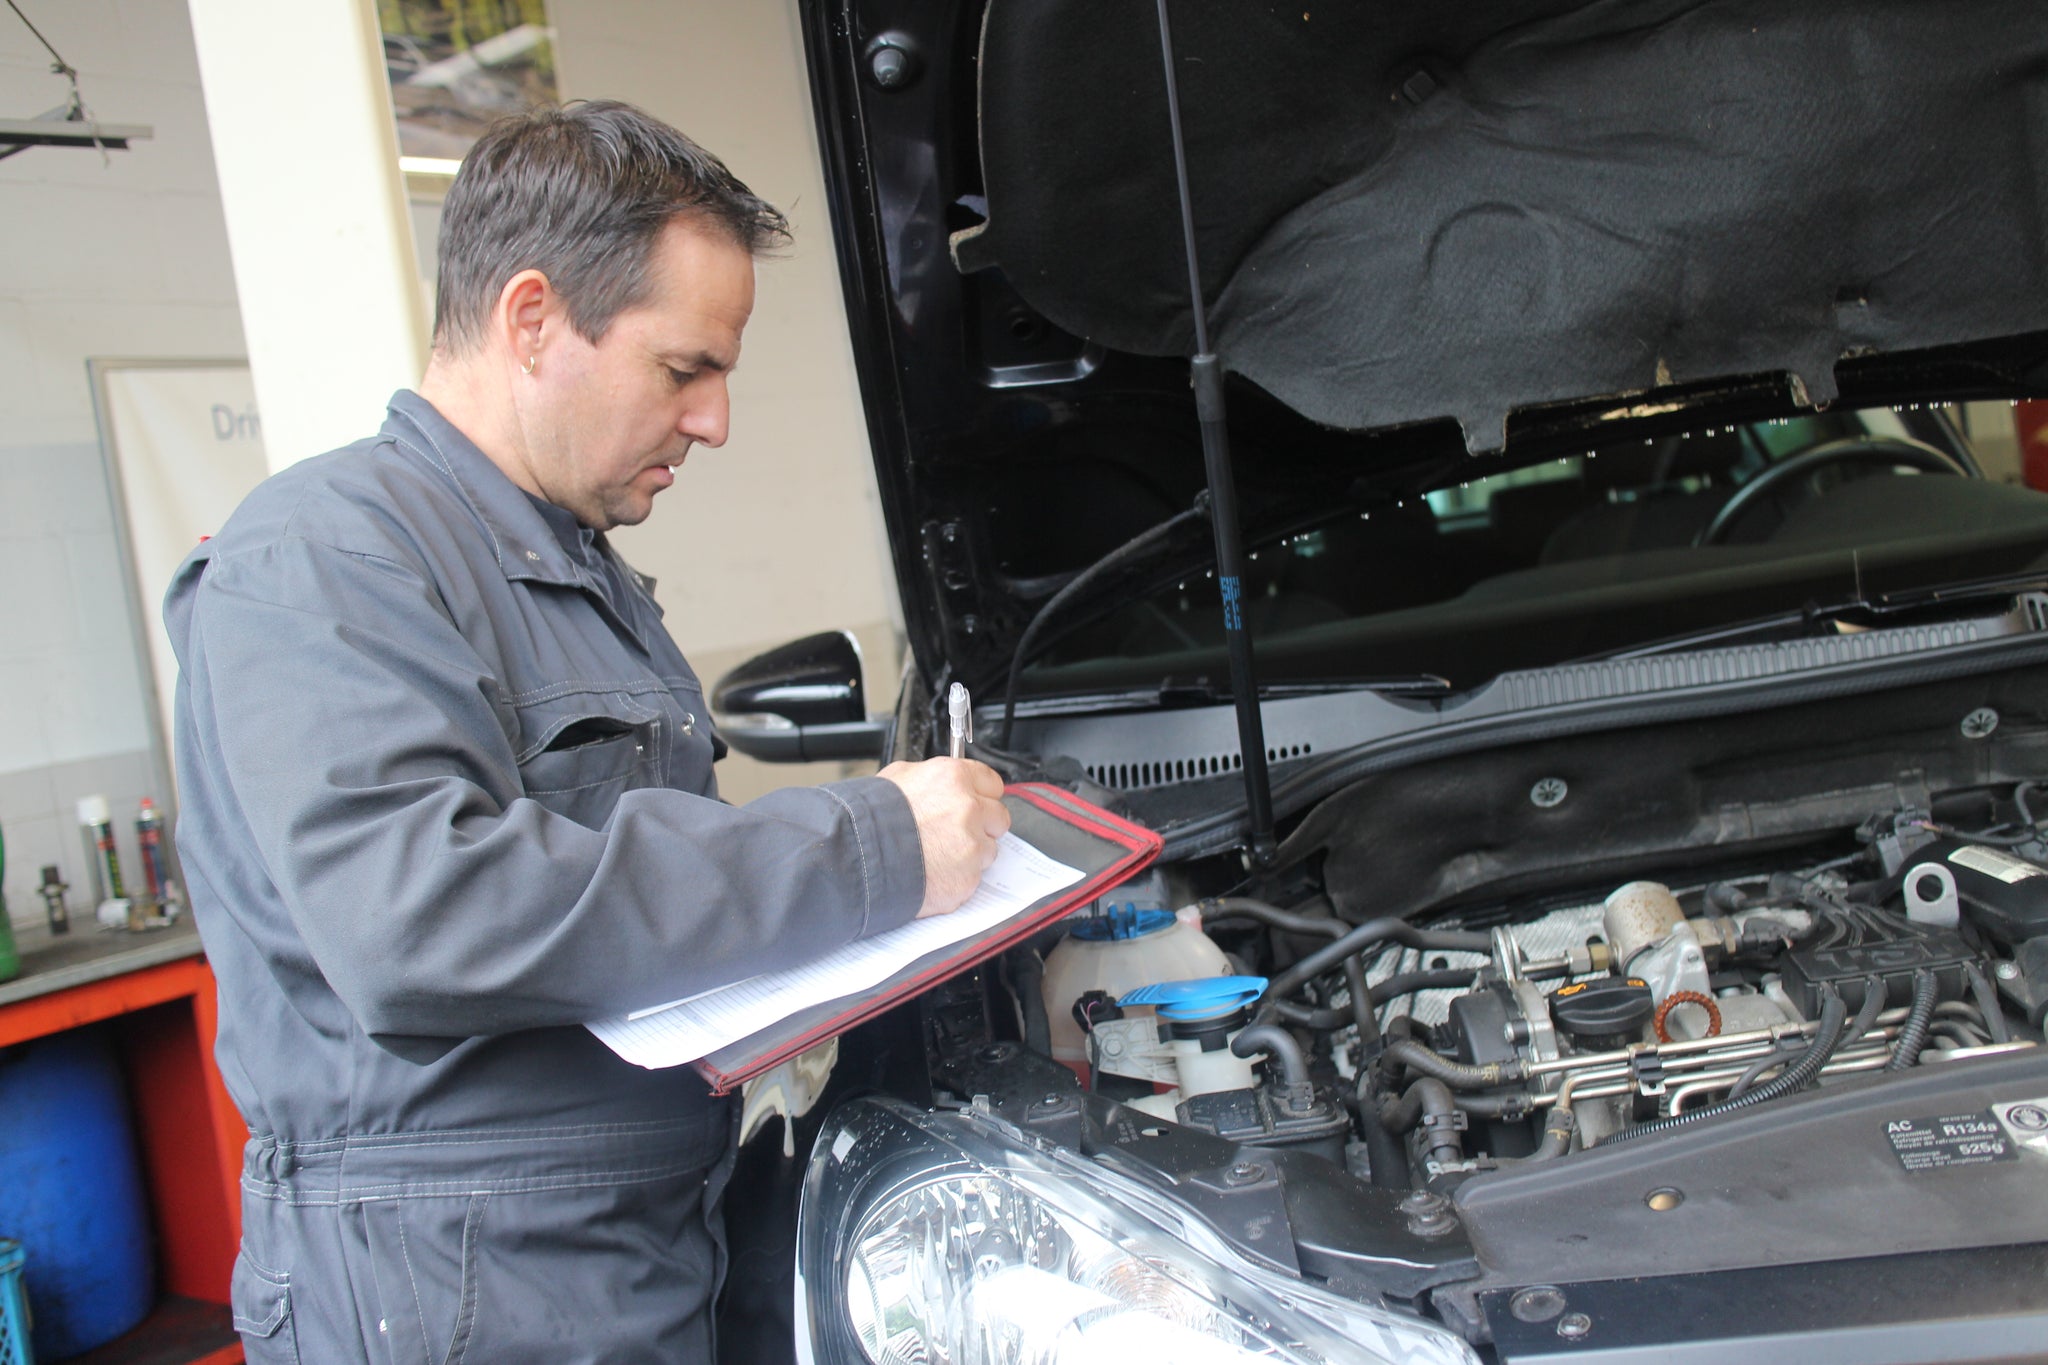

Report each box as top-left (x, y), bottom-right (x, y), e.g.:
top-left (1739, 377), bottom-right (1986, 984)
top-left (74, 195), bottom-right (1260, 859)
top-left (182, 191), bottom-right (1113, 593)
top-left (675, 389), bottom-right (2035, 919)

top-left (1, 0), bottom-right (243, 923)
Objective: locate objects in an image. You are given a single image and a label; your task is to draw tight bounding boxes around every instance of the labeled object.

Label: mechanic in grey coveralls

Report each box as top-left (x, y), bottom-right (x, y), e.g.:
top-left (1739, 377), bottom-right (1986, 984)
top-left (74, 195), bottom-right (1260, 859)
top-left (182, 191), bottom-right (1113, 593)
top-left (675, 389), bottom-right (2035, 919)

top-left (164, 100), bottom-right (1008, 1363)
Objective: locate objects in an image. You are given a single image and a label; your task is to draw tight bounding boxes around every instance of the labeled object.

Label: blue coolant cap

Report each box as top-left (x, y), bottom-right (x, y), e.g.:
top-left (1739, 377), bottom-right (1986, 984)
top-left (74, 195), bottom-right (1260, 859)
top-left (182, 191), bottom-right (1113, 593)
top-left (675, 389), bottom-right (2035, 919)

top-left (1068, 904), bottom-right (1175, 941)
top-left (1118, 976), bottom-right (1268, 1021)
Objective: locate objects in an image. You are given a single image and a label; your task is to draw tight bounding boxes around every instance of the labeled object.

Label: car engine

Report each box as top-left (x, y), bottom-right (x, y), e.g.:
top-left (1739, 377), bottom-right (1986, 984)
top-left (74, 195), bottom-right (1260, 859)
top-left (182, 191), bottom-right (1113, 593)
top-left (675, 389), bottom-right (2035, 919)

top-left (945, 789), bottom-right (2046, 1196)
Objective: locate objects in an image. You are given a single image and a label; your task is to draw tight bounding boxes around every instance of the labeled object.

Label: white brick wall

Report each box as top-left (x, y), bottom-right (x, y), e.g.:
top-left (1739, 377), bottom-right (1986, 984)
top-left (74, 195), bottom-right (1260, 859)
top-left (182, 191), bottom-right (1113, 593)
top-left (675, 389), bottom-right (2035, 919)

top-left (1, 0), bottom-right (240, 922)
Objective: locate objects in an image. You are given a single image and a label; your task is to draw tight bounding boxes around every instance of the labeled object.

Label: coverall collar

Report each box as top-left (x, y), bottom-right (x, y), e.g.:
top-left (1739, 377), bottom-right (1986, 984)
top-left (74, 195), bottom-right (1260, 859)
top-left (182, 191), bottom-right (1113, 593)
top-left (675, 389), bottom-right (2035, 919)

top-left (380, 388), bottom-right (591, 591)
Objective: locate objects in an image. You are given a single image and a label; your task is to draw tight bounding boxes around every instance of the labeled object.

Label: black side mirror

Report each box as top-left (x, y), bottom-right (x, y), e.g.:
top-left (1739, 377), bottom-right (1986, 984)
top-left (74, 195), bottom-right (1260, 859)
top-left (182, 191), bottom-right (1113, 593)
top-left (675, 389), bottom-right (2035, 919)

top-left (711, 631), bottom-right (892, 763)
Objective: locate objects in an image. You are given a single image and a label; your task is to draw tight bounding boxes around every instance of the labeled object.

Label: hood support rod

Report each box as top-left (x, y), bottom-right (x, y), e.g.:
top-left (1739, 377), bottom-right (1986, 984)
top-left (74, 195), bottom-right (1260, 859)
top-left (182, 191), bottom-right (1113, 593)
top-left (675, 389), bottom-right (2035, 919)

top-left (1154, 0), bottom-right (1276, 866)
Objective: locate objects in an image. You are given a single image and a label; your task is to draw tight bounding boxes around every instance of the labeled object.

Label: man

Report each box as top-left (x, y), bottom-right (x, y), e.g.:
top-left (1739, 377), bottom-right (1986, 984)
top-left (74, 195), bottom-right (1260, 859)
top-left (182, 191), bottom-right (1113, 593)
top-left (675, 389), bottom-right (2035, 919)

top-left (166, 101), bottom-right (1008, 1363)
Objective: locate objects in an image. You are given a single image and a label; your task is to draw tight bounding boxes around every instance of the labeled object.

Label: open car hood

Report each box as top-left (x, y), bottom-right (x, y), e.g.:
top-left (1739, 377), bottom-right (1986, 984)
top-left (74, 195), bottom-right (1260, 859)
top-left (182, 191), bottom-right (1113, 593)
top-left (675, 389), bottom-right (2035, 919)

top-left (797, 0), bottom-right (2048, 691)
top-left (962, 0), bottom-right (2048, 454)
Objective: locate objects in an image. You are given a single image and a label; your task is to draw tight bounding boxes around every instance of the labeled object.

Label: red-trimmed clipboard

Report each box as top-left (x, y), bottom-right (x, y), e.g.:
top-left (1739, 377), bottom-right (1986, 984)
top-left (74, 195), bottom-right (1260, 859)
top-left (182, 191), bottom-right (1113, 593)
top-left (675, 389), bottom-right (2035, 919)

top-left (694, 783), bottom-right (1162, 1095)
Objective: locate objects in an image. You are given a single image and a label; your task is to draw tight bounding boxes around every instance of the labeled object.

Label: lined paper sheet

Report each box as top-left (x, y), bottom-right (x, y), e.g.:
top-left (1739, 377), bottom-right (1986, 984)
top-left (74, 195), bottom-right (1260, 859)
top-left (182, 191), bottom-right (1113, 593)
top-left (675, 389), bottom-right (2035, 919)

top-left (588, 833), bottom-right (1084, 1069)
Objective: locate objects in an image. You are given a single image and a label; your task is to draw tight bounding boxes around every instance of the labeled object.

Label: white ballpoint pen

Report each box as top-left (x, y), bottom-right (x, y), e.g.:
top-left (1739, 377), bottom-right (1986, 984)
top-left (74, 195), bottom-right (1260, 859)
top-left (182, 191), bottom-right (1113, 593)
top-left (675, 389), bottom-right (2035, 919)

top-left (948, 682), bottom-right (972, 759)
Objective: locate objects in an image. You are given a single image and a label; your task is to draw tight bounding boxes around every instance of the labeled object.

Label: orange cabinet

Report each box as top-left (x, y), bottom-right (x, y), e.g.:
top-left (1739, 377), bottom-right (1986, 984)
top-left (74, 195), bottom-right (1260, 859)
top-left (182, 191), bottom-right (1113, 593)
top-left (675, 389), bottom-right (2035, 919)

top-left (0, 928), bottom-right (244, 1365)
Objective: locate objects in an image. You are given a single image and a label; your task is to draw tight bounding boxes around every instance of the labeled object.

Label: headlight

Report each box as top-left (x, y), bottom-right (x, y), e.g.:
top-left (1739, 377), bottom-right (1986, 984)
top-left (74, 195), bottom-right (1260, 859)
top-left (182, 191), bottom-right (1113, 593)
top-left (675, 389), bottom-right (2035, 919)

top-left (796, 1096), bottom-right (1478, 1365)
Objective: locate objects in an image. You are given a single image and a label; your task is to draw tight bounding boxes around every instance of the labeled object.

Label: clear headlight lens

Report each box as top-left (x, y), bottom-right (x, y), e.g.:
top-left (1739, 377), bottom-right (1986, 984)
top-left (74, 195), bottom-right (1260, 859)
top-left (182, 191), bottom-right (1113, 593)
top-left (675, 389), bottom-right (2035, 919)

top-left (797, 1097), bottom-right (1479, 1365)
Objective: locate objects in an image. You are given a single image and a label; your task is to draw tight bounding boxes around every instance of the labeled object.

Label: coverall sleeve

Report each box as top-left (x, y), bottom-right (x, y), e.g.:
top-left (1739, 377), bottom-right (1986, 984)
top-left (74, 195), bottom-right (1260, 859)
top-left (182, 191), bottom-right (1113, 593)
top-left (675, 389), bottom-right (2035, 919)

top-left (173, 532), bottom-right (927, 1050)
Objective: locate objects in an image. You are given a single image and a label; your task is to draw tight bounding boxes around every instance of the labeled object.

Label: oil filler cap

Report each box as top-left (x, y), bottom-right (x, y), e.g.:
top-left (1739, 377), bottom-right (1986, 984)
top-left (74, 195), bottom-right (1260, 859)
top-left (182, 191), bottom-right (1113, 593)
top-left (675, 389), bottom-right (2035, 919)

top-left (1549, 977), bottom-right (1654, 1052)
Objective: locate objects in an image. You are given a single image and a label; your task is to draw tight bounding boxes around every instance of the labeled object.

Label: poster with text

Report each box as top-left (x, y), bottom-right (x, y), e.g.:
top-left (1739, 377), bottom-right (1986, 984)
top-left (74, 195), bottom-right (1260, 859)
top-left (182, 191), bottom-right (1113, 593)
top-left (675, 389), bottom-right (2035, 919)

top-left (95, 362), bottom-right (269, 774)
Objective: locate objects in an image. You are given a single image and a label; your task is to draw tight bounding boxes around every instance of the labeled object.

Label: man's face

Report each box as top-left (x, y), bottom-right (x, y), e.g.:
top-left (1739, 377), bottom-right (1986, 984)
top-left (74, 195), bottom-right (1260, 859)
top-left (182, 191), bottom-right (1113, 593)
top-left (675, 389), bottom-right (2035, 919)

top-left (526, 220), bottom-right (756, 530)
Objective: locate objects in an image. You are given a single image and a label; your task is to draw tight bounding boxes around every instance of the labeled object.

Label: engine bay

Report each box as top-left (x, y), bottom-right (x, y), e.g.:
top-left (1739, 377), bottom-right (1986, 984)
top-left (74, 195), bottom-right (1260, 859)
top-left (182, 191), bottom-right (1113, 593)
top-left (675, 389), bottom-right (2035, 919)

top-left (924, 781), bottom-right (2048, 1348)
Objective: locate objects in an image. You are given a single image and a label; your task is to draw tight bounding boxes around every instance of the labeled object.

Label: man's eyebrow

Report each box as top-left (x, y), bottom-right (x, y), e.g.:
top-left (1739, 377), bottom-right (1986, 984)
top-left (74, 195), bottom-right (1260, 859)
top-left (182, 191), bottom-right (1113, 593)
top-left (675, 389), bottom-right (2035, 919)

top-left (663, 348), bottom-right (735, 374)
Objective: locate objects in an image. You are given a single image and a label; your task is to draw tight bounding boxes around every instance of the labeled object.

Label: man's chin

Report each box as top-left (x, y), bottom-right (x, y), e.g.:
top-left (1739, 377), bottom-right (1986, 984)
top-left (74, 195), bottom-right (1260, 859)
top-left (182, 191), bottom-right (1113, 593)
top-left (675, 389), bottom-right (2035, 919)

top-left (603, 496), bottom-right (658, 530)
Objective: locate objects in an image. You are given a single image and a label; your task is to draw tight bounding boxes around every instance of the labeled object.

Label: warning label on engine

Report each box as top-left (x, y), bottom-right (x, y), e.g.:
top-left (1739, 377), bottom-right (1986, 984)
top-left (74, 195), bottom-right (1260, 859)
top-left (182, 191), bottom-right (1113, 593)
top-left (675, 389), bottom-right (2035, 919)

top-left (1993, 1098), bottom-right (2048, 1156)
top-left (1884, 1111), bottom-right (2018, 1172)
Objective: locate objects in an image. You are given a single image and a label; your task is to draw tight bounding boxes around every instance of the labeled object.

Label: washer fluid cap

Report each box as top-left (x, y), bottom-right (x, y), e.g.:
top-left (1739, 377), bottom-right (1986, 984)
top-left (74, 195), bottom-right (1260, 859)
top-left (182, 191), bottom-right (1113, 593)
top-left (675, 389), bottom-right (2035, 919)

top-left (1068, 905), bottom-right (1176, 941)
top-left (1118, 976), bottom-right (1268, 1020)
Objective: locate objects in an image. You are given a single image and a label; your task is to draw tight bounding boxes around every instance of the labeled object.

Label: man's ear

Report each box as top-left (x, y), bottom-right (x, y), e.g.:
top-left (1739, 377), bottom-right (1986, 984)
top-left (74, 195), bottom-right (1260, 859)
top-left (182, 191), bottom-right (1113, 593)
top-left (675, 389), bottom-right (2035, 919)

top-left (495, 269), bottom-right (556, 366)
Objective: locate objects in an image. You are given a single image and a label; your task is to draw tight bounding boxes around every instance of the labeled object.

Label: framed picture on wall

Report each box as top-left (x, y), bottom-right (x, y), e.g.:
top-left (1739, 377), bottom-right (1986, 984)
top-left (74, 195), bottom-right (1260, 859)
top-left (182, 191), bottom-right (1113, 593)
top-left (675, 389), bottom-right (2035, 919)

top-left (379, 0), bottom-right (560, 165)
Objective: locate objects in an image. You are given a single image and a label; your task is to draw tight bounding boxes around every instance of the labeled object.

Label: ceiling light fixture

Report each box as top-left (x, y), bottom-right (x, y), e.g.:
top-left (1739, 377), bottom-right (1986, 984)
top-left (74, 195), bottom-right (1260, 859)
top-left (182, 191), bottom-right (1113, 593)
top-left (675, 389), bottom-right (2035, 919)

top-left (2, 0), bottom-right (149, 161)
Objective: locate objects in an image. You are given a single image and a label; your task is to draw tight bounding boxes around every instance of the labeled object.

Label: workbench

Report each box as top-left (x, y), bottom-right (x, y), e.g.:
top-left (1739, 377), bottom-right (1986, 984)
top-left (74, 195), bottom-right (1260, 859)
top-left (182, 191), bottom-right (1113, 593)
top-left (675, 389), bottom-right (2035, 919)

top-left (0, 919), bottom-right (244, 1365)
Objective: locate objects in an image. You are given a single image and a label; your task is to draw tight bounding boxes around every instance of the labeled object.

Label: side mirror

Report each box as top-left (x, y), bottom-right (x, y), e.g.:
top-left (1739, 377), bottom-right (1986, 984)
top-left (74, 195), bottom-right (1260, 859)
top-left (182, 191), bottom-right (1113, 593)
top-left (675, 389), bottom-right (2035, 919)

top-left (711, 631), bottom-right (892, 763)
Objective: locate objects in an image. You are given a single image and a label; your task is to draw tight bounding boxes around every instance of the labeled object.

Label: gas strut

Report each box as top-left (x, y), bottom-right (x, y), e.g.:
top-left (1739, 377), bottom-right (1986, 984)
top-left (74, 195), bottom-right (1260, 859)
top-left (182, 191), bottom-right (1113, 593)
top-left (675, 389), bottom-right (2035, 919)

top-left (1153, 0), bottom-right (1277, 866)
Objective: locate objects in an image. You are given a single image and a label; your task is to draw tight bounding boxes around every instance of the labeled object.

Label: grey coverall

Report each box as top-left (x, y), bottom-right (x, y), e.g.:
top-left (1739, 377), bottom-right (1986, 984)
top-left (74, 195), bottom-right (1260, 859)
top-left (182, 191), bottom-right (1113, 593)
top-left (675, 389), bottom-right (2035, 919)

top-left (164, 391), bottom-right (924, 1363)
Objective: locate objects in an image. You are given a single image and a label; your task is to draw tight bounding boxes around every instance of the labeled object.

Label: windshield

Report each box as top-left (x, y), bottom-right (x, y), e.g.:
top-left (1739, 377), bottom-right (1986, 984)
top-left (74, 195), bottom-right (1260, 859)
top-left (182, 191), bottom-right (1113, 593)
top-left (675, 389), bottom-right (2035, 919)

top-left (1025, 404), bottom-right (2048, 694)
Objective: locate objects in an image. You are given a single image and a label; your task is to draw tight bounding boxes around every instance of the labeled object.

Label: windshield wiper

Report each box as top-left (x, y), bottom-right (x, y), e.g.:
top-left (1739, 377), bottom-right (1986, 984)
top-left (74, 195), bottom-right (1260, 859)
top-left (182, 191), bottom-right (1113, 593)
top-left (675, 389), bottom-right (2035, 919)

top-left (1578, 573), bottom-right (2048, 663)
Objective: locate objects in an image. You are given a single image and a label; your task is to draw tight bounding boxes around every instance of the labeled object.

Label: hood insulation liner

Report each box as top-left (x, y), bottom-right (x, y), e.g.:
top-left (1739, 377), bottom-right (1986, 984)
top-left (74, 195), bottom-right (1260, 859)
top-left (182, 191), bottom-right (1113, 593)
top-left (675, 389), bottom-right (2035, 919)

top-left (967, 0), bottom-right (2048, 452)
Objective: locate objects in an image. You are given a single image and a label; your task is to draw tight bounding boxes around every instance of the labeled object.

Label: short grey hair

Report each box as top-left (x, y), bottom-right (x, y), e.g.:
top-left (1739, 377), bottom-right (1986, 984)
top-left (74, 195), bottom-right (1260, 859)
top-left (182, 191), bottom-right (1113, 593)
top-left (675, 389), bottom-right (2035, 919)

top-left (432, 100), bottom-right (791, 354)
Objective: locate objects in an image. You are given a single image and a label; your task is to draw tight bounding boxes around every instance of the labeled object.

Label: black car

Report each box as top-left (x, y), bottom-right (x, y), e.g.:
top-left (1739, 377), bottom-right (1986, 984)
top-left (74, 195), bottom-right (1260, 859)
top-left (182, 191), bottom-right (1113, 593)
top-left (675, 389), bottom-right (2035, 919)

top-left (713, 4), bottom-right (2048, 1361)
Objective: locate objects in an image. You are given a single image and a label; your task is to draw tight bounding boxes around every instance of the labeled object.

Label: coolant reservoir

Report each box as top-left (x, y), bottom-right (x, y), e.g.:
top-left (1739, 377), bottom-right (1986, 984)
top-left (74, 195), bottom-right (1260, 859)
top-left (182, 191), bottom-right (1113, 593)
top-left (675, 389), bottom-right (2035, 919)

top-left (1043, 904), bottom-right (1230, 1075)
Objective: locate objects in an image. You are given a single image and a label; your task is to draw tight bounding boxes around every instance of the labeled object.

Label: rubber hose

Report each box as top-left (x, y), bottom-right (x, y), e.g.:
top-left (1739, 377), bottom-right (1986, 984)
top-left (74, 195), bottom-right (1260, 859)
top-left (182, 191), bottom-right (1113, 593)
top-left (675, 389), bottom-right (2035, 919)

top-left (1355, 1083), bottom-right (1411, 1189)
top-left (999, 503), bottom-right (1209, 747)
top-left (1370, 968), bottom-right (1481, 1005)
top-left (1381, 1036), bottom-right (1525, 1090)
top-left (1264, 971), bottom-right (1483, 1032)
top-left (1726, 1043), bottom-right (1801, 1100)
top-left (1490, 1078), bottom-right (1582, 1164)
top-left (1339, 955), bottom-right (1378, 1046)
top-left (1378, 1078), bottom-right (1523, 1131)
top-left (1230, 1023), bottom-right (1312, 1089)
top-left (1384, 1076), bottom-right (1465, 1167)
top-left (2018, 780), bottom-right (2043, 832)
top-left (1200, 896), bottom-right (1376, 1041)
top-left (1927, 1021), bottom-right (1985, 1050)
top-left (1267, 920), bottom-right (1492, 999)
top-left (1527, 1104), bottom-right (1576, 1161)
top-left (1268, 999), bottom-right (1346, 1030)
top-left (1198, 895), bottom-right (1347, 939)
top-left (1964, 963), bottom-right (2011, 1045)
top-left (1600, 986), bottom-right (1851, 1146)
top-left (1886, 968), bottom-right (1938, 1071)
top-left (1012, 950), bottom-right (1051, 1056)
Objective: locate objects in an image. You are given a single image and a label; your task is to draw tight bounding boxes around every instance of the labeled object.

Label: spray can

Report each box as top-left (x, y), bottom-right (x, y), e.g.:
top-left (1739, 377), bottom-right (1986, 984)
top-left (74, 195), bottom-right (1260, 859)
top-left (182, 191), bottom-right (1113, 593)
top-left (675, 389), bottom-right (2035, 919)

top-left (78, 795), bottom-right (131, 927)
top-left (136, 798), bottom-right (166, 910)
top-left (39, 864), bottom-right (71, 935)
top-left (77, 798), bottom-right (109, 905)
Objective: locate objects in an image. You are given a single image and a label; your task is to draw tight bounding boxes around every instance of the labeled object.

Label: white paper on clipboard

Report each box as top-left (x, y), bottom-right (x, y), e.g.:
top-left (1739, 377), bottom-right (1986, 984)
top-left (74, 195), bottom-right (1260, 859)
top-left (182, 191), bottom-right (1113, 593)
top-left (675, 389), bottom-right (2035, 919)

top-left (587, 832), bottom-right (1082, 1068)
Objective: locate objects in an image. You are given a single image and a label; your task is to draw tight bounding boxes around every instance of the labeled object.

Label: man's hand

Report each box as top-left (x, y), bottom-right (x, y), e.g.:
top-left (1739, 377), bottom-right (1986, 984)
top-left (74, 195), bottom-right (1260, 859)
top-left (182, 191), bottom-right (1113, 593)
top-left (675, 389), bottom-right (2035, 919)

top-left (878, 757), bottom-right (1010, 918)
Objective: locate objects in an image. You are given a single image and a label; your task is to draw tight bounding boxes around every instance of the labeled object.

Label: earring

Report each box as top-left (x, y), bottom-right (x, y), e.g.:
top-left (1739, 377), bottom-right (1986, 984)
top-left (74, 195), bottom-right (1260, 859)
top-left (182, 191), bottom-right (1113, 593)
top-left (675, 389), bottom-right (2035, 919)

top-left (522, 355), bottom-right (537, 375)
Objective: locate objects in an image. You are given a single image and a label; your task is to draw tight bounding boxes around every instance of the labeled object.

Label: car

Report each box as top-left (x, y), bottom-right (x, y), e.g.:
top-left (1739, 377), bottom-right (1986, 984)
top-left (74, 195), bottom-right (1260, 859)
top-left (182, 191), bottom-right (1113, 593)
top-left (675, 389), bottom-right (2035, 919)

top-left (710, 3), bottom-right (2048, 1361)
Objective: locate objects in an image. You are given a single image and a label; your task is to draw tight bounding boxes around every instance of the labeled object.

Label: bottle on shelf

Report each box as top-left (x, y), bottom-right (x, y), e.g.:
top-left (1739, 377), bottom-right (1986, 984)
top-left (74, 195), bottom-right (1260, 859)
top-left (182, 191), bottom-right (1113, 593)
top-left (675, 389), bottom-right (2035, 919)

top-left (76, 795), bottom-right (131, 930)
top-left (39, 864), bottom-right (71, 935)
top-left (136, 798), bottom-right (169, 921)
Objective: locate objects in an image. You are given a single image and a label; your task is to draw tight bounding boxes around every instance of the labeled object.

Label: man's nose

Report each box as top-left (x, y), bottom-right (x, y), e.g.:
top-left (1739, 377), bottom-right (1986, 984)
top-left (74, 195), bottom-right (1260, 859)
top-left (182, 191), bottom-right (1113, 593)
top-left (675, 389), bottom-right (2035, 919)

top-left (680, 377), bottom-right (731, 449)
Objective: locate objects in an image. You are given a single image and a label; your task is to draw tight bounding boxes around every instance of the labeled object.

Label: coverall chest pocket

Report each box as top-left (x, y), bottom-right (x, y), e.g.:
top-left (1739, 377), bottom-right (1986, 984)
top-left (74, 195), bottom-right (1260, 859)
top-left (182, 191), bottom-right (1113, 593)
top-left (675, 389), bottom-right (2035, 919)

top-left (513, 690), bottom-right (662, 828)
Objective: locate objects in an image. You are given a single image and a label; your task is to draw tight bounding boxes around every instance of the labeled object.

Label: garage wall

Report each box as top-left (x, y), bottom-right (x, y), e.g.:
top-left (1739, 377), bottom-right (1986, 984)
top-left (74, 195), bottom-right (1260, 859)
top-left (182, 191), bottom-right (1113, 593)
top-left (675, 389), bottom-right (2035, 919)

top-left (0, 0), bottom-right (243, 924)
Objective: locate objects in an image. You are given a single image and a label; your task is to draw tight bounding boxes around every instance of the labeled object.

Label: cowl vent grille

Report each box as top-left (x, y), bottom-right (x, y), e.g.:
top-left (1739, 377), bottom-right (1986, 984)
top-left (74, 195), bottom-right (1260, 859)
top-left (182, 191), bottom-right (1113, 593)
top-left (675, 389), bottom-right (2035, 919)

top-left (1019, 597), bottom-right (2047, 797)
top-left (1087, 743), bottom-right (1312, 792)
top-left (1498, 619), bottom-right (1999, 710)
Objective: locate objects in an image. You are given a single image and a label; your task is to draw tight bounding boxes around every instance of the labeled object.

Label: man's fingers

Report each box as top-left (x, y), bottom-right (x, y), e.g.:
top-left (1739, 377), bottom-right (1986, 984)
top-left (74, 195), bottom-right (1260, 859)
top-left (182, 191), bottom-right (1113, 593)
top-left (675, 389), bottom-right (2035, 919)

top-left (880, 755), bottom-right (1015, 918)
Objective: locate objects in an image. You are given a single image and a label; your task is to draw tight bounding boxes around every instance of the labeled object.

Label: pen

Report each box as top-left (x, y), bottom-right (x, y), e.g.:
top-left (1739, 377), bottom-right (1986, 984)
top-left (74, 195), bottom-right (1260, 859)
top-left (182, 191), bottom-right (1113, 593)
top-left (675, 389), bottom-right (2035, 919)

top-left (948, 682), bottom-right (972, 759)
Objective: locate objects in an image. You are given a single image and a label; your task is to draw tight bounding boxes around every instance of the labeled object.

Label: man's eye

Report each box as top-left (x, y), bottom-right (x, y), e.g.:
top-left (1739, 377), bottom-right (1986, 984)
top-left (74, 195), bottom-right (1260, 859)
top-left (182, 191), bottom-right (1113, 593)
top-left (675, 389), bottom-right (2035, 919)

top-left (666, 367), bottom-right (696, 387)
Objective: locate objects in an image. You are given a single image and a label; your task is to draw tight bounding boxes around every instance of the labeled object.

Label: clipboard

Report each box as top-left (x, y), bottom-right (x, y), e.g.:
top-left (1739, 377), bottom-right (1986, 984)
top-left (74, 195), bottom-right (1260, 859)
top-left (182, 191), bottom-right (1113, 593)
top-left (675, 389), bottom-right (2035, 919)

top-left (691, 783), bottom-right (1160, 1095)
